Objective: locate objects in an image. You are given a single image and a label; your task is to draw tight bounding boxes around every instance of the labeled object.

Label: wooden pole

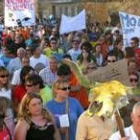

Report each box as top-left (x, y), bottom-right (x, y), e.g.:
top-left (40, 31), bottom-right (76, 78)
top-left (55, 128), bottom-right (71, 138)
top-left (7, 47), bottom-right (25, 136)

top-left (115, 109), bottom-right (125, 138)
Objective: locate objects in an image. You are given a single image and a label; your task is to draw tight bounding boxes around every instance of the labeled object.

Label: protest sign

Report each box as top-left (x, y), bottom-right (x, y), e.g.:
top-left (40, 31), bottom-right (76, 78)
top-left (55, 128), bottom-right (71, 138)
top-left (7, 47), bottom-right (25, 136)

top-left (59, 9), bottom-right (86, 34)
top-left (87, 59), bottom-right (130, 86)
top-left (119, 11), bottom-right (140, 47)
top-left (4, 0), bottom-right (36, 27)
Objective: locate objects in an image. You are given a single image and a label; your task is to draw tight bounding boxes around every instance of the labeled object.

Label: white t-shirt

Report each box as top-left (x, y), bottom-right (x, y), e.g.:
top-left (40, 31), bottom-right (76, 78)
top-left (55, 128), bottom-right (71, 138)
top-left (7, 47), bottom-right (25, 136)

top-left (0, 88), bottom-right (12, 100)
top-left (11, 69), bottom-right (21, 85)
top-left (30, 54), bottom-right (49, 69)
top-left (109, 126), bottom-right (138, 140)
top-left (67, 48), bottom-right (81, 61)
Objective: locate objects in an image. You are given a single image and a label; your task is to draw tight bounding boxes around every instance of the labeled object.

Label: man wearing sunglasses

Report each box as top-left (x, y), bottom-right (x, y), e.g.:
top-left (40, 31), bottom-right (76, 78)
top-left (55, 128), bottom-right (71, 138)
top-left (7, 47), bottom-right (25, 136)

top-left (44, 37), bottom-right (64, 62)
top-left (57, 64), bottom-right (89, 109)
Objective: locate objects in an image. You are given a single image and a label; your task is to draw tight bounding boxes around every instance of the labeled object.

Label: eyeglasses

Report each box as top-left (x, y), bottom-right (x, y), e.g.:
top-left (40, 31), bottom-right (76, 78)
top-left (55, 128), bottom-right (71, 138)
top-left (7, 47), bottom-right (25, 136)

top-left (130, 78), bottom-right (138, 82)
top-left (58, 86), bottom-right (71, 91)
top-left (108, 60), bottom-right (116, 63)
top-left (0, 74), bottom-right (9, 78)
top-left (26, 83), bottom-right (38, 87)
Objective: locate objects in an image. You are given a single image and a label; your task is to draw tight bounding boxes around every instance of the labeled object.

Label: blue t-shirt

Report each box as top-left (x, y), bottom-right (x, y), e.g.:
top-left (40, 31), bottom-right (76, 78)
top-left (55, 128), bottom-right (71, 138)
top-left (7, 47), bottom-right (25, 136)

top-left (46, 97), bottom-right (83, 140)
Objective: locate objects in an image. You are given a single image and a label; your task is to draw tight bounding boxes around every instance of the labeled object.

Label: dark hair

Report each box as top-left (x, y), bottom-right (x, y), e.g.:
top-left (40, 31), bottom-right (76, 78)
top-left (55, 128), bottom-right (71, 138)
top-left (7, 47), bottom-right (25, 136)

top-left (50, 37), bottom-right (57, 43)
top-left (114, 38), bottom-right (123, 47)
top-left (25, 74), bottom-right (44, 89)
top-left (125, 47), bottom-right (135, 58)
top-left (62, 54), bottom-right (72, 60)
top-left (57, 64), bottom-right (71, 76)
top-left (80, 42), bottom-right (92, 52)
top-left (79, 47), bottom-right (93, 64)
top-left (107, 50), bottom-right (117, 59)
top-left (131, 37), bottom-right (139, 44)
top-left (20, 66), bottom-right (34, 84)
top-left (30, 43), bottom-right (40, 53)
top-left (128, 71), bottom-right (139, 81)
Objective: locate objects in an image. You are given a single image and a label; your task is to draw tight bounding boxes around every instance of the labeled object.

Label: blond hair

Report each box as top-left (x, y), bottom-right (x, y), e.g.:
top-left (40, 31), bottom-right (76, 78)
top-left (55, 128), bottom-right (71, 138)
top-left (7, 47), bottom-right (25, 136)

top-left (18, 93), bottom-right (53, 124)
top-left (0, 67), bottom-right (10, 90)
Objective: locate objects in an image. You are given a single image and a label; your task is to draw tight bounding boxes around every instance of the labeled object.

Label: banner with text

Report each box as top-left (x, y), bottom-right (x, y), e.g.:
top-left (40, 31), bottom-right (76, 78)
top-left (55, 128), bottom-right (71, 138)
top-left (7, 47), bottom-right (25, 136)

top-left (59, 9), bottom-right (86, 34)
top-left (4, 0), bottom-right (36, 27)
top-left (119, 11), bottom-right (140, 47)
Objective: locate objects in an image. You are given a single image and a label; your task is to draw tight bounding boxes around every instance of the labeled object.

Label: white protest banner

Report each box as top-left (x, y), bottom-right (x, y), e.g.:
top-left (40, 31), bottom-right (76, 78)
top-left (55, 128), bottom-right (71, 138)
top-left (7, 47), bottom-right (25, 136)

top-left (87, 59), bottom-right (130, 86)
top-left (59, 9), bottom-right (86, 34)
top-left (119, 11), bottom-right (140, 47)
top-left (4, 0), bottom-right (36, 27)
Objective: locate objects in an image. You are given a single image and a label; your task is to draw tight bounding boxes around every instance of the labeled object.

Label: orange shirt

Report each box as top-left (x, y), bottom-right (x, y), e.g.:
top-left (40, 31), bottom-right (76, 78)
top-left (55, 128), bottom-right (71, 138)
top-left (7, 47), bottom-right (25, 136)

top-left (69, 73), bottom-right (89, 109)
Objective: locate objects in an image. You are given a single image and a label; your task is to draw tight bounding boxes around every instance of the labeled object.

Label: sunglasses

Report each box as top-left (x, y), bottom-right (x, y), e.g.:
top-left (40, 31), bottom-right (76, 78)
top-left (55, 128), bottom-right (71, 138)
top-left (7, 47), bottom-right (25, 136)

top-left (87, 67), bottom-right (96, 70)
top-left (58, 86), bottom-right (71, 91)
top-left (130, 78), bottom-right (138, 82)
top-left (108, 60), bottom-right (116, 63)
top-left (0, 74), bottom-right (9, 78)
top-left (26, 83), bottom-right (38, 87)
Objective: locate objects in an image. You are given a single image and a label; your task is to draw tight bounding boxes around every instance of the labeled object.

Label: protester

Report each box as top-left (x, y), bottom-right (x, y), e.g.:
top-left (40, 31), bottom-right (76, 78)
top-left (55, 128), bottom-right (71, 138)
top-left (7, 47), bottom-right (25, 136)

top-left (46, 78), bottom-right (83, 140)
top-left (14, 93), bottom-right (61, 140)
top-left (57, 64), bottom-right (89, 109)
top-left (25, 74), bottom-right (53, 105)
top-left (76, 111), bottom-right (116, 140)
top-left (39, 56), bottom-right (58, 87)
top-left (109, 102), bottom-right (140, 140)
top-left (0, 67), bottom-right (11, 100)
top-left (30, 43), bottom-right (49, 69)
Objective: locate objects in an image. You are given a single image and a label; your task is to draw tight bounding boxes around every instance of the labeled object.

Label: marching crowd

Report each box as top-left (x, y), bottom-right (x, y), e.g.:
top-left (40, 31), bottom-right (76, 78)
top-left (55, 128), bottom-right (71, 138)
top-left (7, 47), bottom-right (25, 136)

top-left (0, 16), bottom-right (140, 140)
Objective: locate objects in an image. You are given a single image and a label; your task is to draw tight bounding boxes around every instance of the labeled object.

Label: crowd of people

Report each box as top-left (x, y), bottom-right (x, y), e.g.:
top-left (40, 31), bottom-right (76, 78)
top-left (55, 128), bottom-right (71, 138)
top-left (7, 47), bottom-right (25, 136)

top-left (0, 15), bottom-right (140, 140)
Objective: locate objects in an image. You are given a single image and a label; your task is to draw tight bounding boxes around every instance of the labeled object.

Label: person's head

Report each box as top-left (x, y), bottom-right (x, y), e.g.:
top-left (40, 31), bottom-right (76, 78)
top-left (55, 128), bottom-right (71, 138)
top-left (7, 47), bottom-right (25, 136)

top-left (49, 56), bottom-right (58, 71)
top-left (30, 43), bottom-right (41, 57)
top-left (25, 74), bottom-right (44, 93)
top-left (129, 71), bottom-right (139, 87)
top-left (57, 64), bottom-right (71, 80)
top-left (79, 46), bottom-right (92, 63)
top-left (9, 30), bottom-right (16, 40)
top-left (50, 37), bottom-right (58, 49)
top-left (72, 37), bottom-right (80, 49)
top-left (18, 93), bottom-right (53, 123)
top-left (80, 41), bottom-right (93, 54)
top-left (21, 56), bottom-right (30, 67)
top-left (131, 102), bottom-right (140, 132)
top-left (20, 66), bottom-right (35, 85)
top-left (131, 37), bottom-right (139, 48)
top-left (53, 78), bottom-right (70, 99)
top-left (26, 47), bottom-right (32, 58)
top-left (15, 33), bottom-right (24, 44)
top-left (0, 67), bottom-right (9, 89)
top-left (107, 51), bottom-right (117, 65)
top-left (95, 43), bottom-right (102, 54)
top-left (62, 54), bottom-right (72, 60)
top-left (124, 47), bottom-right (135, 59)
top-left (114, 38), bottom-right (123, 50)
top-left (86, 63), bottom-right (97, 74)
top-left (17, 47), bottom-right (26, 59)
top-left (127, 58), bottom-right (139, 73)
top-left (0, 97), bottom-right (11, 130)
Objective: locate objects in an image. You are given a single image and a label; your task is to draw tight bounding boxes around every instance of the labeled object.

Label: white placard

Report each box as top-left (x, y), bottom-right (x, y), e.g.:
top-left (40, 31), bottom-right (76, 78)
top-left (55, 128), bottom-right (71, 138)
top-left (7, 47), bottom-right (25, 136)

top-left (59, 9), bottom-right (86, 34)
top-left (59, 114), bottom-right (69, 128)
top-left (4, 0), bottom-right (36, 27)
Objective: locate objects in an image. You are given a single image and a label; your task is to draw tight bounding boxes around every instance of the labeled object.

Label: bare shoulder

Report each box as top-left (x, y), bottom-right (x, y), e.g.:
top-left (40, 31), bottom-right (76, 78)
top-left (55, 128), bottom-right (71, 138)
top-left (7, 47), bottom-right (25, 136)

top-left (14, 119), bottom-right (30, 140)
top-left (16, 119), bottom-right (30, 129)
